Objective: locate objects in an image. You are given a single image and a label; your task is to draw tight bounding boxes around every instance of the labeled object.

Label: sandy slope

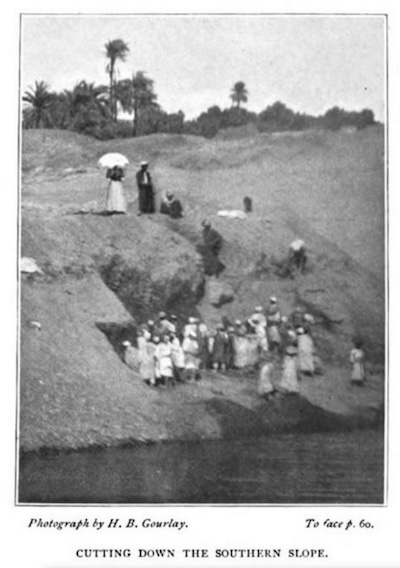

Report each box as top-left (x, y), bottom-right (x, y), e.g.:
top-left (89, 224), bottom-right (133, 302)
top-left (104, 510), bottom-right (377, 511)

top-left (20, 126), bottom-right (385, 451)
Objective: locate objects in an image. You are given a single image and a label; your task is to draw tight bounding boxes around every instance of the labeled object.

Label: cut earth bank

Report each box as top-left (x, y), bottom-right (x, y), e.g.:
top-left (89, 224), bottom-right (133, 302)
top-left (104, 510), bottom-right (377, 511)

top-left (20, 127), bottom-right (385, 452)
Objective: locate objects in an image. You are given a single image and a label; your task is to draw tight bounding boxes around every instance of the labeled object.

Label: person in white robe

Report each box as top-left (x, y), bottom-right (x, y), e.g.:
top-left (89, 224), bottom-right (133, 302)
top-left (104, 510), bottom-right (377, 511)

top-left (278, 345), bottom-right (300, 394)
top-left (258, 354), bottom-right (276, 397)
top-left (154, 335), bottom-right (175, 387)
top-left (350, 338), bottom-right (365, 386)
top-left (248, 306), bottom-right (268, 354)
top-left (170, 333), bottom-right (185, 382)
top-left (182, 332), bottom-right (201, 381)
top-left (296, 327), bottom-right (315, 376)
top-left (137, 330), bottom-right (156, 386)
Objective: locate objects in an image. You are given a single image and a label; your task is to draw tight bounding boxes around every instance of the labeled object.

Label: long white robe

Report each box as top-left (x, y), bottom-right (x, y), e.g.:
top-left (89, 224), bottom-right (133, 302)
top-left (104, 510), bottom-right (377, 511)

top-left (350, 348), bottom-right (365, 382)
top-left (297, 333), bottom-right (315, 373)
top-left (155, 342), bottom-right (174, 377)
top-left (105, 181), bottom-right (127, 213)
top-left (279, 354), bottom-right (299, 393)
top-left (258, 362), bottom-right (275, 395)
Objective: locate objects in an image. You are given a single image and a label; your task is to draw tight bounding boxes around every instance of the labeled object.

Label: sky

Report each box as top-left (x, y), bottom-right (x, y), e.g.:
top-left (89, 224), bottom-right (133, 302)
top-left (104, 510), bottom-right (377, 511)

top-left (21, 15), bottom-right (386, 120)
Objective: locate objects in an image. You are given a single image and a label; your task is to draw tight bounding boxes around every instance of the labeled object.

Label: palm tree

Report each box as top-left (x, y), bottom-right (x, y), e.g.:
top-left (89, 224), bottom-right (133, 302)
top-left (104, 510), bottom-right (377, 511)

top-left (230, 81), bottom-right (249, 108)
top-left (116, 71), bottom-right (157, 136)
top-left (104, 39), bottom-right (130, 121)
top-left (60, 81), bottom-right (111, 133)
top-left (22, 81), bottom-right (54, 128)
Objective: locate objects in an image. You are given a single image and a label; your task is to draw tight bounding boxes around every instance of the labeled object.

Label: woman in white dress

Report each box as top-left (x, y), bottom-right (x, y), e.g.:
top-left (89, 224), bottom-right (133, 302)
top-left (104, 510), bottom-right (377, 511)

top-left (105, 166), bottom-right (127, 214)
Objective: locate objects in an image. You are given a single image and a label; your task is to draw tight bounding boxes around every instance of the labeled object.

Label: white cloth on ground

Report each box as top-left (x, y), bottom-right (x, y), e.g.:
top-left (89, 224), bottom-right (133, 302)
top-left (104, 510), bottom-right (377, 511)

top-left (217, 210), bottom-right (247, 219)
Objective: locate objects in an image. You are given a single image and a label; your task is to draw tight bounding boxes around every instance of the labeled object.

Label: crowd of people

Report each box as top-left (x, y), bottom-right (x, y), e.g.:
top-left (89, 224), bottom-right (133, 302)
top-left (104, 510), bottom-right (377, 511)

top-left (121, 298), bottom-right (334, 395)
top-left (105, 160), bottom-right (366, 391)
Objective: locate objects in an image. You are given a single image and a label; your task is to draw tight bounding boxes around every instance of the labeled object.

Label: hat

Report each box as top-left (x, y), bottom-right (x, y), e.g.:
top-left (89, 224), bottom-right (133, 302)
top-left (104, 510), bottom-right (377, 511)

top-left (202, 219), bottom-right (211, 228)
top-left (188, 317), bottom-right (196, 324)
top-left (281, 316), bottom-right (288, 323)
top-left (140, 161), bottom-right (148, 166)
top-left (255, 306), bottom-right (263, 312)
top-left (270, 296), bottom-right (277, 303)
top-left (296, 327), bottom-right (305, 334)
top-left (170, 314), bottom-right (177, 320)
top-left (216, 323), bottom-right (224, 330)
top-left (153, 336), bottom-right (160, 343)
top-left (235, 319), bottom-right (242, 325)
top-left (159, 311), bottom-right (167, 319)
top-left (189, 332), bottom-right (197, 339)
top-left (122, 341), bottom-right (131, 347)
top-left (147, 319), bottom-right (155, 326)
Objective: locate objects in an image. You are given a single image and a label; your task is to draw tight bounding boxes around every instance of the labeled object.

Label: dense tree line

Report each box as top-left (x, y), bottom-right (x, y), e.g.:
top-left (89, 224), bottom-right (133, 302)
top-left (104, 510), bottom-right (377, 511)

top-left (22, 38), bottom-right (377, 140)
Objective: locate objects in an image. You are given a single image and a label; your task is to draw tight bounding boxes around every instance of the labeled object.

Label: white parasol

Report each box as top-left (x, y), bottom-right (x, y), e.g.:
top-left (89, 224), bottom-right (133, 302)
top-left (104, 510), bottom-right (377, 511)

top-left (98, 153), bottom-right (129, 169)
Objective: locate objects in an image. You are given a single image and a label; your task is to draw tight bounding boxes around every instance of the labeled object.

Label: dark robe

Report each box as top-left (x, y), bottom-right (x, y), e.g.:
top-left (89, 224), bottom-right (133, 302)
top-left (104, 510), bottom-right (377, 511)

top-left (203, 226), bottom-right (223, 255)
top-left (212, 331), bottom-right (228, 364)
top-left (136, 169), bottom-right (155, 213)
top-left (226, 333), bottom-right (236, 369)
top-left (160, 197), bottom-right (183, 218)
top-left (199, 226), bottom-right (225, 276)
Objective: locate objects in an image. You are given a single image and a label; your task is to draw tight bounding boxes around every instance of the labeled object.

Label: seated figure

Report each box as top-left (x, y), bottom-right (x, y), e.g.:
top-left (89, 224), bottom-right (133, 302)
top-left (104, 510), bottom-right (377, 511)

top-left (160, 191), bottom-right (183, 219)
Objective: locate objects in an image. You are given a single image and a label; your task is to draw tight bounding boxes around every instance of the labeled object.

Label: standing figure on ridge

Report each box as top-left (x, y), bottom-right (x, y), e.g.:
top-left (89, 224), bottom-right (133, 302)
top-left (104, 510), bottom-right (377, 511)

top-left (136, 161), bottom-right (155, 215)
top-left (105, 165), bottom-right (127, 215)
top-left (288, 238), bottom-right (307, 273)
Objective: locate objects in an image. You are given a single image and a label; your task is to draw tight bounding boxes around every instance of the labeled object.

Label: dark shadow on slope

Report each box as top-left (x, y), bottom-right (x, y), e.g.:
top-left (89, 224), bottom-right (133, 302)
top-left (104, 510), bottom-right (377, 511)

top-left (96, 321), bottom-right (138, 360)
top-left (205, 394), bottom-right (383, 441)
top-left (97, 254), bottom-right (205, 324)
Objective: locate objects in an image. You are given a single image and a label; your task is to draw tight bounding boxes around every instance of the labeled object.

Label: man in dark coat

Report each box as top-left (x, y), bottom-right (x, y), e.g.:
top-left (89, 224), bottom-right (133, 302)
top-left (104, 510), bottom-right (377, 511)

top-left (288, 238), bottom-right (307, 273)
top-left (136, 161), bottom-right (155, 215)
top-left (202, 220), bottom-right (223, 255)
top-left (200, 220), bottom-right (225, 276)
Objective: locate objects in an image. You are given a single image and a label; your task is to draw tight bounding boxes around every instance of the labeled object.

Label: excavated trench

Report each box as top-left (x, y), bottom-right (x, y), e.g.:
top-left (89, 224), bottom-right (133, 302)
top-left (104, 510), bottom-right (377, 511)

top-left (98, 253), bottom-right (206, 323)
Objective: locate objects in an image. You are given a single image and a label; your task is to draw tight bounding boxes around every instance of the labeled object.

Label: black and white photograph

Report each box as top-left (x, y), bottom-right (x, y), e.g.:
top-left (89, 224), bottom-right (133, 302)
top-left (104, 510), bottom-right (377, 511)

top-left (16, 13), bottom-right (387, 507)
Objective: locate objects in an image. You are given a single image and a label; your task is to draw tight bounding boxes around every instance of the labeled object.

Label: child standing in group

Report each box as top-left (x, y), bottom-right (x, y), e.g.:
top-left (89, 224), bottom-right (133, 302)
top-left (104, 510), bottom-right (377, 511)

top-left (350, 338), bottom-right (366, 386)
top-left (170, 332), bottom-right (185, 383)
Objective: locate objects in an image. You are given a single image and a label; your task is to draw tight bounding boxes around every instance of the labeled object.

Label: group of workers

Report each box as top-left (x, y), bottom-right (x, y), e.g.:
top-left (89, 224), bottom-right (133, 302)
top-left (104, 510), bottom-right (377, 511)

top-left (122, 298), bottom-right (325, 394)
top-left (107, 161), bottom-right (365, 390)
